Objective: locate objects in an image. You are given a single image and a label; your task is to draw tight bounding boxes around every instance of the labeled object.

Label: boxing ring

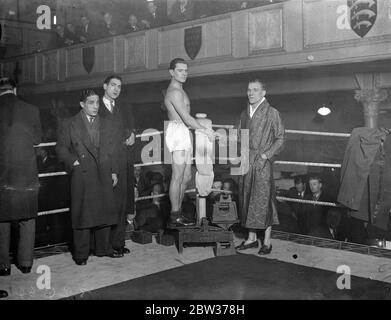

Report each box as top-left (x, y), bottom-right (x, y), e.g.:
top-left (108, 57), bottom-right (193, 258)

top-left (30, 120), bottom-right (391, 258)
top-left (35, 125), bottom-right (344, 214)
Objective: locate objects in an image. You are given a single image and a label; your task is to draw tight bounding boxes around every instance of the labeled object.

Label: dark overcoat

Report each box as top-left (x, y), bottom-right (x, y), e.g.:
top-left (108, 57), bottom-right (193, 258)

top-left (99, 99), bottom-right (135, 216)
top-left (0, 93), bottom-right (42, 222)
top-left (56, 111), bottom-right (119, 229)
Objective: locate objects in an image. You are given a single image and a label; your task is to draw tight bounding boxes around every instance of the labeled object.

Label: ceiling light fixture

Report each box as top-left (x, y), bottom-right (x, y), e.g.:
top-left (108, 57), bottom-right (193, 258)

top-left (317, 105), bottom-right (331, 116)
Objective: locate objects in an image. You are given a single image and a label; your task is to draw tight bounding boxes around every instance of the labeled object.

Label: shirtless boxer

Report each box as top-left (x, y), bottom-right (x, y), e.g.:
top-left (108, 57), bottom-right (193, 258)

top-left (165, 58), bottom-right (215, 227)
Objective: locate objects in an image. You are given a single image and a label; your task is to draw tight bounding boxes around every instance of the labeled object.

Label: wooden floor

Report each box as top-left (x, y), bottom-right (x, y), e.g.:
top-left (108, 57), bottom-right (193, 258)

top-left (1, 235), bottom-right (391, 300)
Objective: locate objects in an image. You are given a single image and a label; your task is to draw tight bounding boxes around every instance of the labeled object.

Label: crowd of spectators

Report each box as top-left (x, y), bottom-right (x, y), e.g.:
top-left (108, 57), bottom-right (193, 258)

top-left (275, 174), bottom-right (379, 245)
top-left (49, 0), bottom-right (282, 50)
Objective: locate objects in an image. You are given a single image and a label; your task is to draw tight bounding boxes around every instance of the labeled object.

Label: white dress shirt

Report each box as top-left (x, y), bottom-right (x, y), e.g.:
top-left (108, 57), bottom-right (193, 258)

top-left (249, 97), bottom-right (265, 118)
top-left (102, 96), bottom-right (115, 113)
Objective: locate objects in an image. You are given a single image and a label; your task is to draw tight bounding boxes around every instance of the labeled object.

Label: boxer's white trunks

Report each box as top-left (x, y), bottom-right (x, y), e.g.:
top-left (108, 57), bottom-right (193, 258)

top-left (165, 121), bottom-right (192, 153)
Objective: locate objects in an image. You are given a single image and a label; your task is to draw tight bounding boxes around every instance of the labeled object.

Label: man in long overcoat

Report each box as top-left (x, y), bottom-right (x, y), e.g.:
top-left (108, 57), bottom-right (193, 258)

top-left (236, 79), bottom-right (284, 255)
top-left (100, 75), bottom-right (135, 256)
top-left (0, 78), bottom-right (42, 275)
top-left (56, 89), bottom-right (122, 265)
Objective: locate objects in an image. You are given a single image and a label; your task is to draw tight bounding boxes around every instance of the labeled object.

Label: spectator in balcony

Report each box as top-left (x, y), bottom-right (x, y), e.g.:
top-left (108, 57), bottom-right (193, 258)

top-left (53, 25), bottom-right (74, 48)
top-left (140, 0), bottom-right (167, 29)
top-left (168, 0), bottom-right (195, 23)
top-left (301, 175), bottom-right (334, 235)
top-left (125, 14), bottom-right (143, 33)
top-left (65, 23), bottom-right (79, 44)
top-left (100, 12), bottom-right (118, 37)
top-left (76, 15), bottom-right (99, 43)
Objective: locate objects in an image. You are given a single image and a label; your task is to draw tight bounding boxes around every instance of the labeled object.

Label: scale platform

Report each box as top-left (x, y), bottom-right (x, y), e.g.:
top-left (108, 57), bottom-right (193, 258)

top-left (172, 218), bottom-right (239, 256)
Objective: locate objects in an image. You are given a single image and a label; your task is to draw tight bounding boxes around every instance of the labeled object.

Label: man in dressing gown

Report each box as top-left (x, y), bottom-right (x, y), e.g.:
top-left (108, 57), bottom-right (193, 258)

top-left (236, 79), bottom-right (285, 254)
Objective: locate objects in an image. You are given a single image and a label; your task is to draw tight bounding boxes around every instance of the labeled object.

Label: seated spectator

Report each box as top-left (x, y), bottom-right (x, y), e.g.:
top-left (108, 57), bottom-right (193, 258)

top-left (223, 178), bottom-right (239, 204)
top-left (101, 12), bottom-right (118, 37)
top-left (309, 208), bottom-right (343, 240)
top-left (301, 175), bottom-right (334, 235)
top-left (141, 0), bottom-right (167, 29)
top-left (125, 14), bottom-right (143, 33)
top-left (206, 178), bottom-right (223, 219)
top-left (135, 183), bottom-right (170, 233)
top-left (286, 175), bottom-right (310, 233)
top-left (76, 15), bottom-right (99, 43)
top-left (168, 0), bottom-right (195, 23)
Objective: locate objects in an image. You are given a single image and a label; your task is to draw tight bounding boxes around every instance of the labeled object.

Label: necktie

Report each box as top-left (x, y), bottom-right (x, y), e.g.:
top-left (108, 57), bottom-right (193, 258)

top-left (110, 101), bottom-right (114, 112)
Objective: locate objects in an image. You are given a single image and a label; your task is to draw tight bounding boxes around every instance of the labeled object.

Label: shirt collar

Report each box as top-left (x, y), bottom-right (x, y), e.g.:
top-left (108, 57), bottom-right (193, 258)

top-left (249, 97), bottom-right (265, 117)
top-left (103, 96), bottom-right (115, 106)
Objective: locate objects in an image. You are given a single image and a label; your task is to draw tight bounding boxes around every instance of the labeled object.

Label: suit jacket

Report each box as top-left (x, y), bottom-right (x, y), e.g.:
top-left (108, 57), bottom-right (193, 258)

top-left (76, 22), bottom-right (100, 42)
top-left (286, 186), bottom-right (310, 218)
top-left (0, 93), bottom-right (42, 222)
top-left (302, 191), bottom-right (334, 234)
top-left (142, 11), bottom-right (166, 28)
top-left (99, 98), bottom-right (135, 170)
top-left (56, 111), bottom-right (119, 229)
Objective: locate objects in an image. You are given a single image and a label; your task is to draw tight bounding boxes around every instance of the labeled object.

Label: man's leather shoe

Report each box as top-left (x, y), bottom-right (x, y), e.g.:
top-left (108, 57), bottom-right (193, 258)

top-left (18, 266), bottom-right (32, 274)
top-left (74, 259), bottom-right (87, 266)
top-left (121, 247), bottom-right (130, 254)
top-left (235, 240), bottom-right (259, 251)
top-left (258, 244), bottom-right (272, 255)
top-left (114, 247), bottom-right (130, 255)
top-left (0, 267), bottom-right (11, 276)
top-left (0, 290), bottom-right (8, 298)
top-left (167, 216), bottom-right (195, 228)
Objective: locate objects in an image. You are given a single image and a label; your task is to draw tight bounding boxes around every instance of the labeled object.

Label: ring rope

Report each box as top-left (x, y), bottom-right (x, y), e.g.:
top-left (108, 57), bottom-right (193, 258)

top-left (37, 193), bottom-right (340, 216)
top-left (38, 171), bottom-right (68, 178)
top-left (276, 196), bottom-right (340, 207)
top-left (34, 127), bottom-right (351, 149)
top-left (41, 159), bottom-right (342, 178)
top-left (38, 208), bottom-right (70, 216)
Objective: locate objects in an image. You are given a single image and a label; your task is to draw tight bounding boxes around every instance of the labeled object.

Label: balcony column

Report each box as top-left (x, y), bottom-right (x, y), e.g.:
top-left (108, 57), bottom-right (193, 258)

top-left (354, 88), bottom-right (388, 128)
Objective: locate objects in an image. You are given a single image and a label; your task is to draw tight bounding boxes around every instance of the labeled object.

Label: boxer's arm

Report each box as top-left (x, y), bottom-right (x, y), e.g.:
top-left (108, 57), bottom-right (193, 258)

top-left (170, 90), bottom-right (214, 138)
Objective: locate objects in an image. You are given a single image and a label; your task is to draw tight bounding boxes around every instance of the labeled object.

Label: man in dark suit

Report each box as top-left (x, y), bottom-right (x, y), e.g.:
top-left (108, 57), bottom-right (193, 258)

top-left (100, 75), bottom-right (135, 256)
top-left (141, 0), bottom-right (167, 29)
top-left (302, 175), bottom-right (334, 235)
top-left (168, 0), bottom-right (195, 23)
top-left (76, 15), bottom-right (99, 43)
top-left (286, 175), bottom-right (310, 234)
top-left (56, 89), bottom-right (123, 265)
top-left (100, 12), bottom-right (118, 37)
top-left (0, 77), bottom-right (42, 276)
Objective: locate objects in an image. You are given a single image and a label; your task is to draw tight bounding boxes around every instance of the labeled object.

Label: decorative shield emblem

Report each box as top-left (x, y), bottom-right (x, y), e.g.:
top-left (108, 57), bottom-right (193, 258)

top-left (82, 46), bottom-right (95, 74)
top-left (348, 0), bottom-right (377, 38)
top-left (184, 26), bottom-right (202, 60)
